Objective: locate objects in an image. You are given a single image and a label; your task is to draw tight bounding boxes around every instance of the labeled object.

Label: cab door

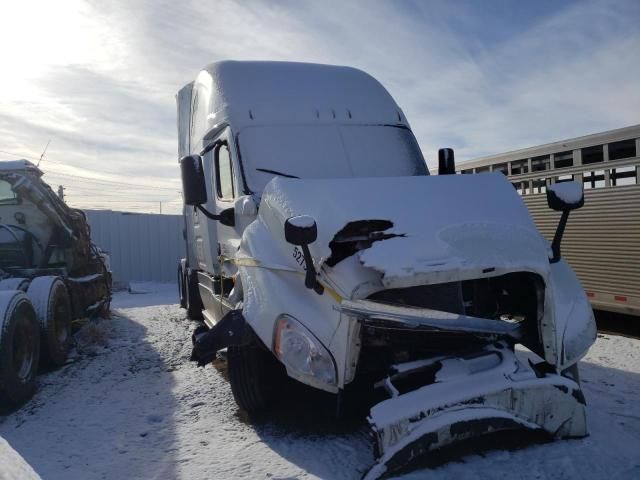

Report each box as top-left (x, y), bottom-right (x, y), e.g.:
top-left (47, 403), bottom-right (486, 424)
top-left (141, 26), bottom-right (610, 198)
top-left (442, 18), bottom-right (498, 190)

top-left (211, 132), bottom-right (242, 317)
top-left (192, 145), bottom-right (223, 325)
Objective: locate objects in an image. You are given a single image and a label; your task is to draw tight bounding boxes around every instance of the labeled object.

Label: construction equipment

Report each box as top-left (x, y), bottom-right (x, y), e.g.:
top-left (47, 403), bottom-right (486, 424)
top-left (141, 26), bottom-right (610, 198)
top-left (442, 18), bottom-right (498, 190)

top-left (0, 159), bottom-right (111, 408)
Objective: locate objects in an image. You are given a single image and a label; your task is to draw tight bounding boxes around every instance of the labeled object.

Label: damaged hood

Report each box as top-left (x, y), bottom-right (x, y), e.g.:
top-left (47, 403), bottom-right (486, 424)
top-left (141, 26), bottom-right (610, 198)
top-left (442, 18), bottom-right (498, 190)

top-left (258, 174), bottom-right (551, 288)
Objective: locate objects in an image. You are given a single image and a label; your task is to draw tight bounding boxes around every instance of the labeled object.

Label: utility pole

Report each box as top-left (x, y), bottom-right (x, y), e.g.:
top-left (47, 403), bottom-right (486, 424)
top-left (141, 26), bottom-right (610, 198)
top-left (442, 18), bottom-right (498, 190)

top-left (159, 201), bottom-right (162, 214)
top-left (57, 185), bottom-right (65, 202)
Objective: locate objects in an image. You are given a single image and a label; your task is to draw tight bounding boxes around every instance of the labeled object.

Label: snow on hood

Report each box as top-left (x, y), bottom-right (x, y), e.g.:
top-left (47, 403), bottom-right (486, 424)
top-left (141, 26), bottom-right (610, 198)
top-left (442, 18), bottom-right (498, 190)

top-left (260, 173), bottom-right (551, 284)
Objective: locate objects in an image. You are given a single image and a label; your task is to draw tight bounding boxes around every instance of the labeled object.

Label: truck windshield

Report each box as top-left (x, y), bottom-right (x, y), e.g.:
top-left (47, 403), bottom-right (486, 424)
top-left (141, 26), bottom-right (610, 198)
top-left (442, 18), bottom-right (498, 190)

top-left (237, 125), bottom-right (429, 193)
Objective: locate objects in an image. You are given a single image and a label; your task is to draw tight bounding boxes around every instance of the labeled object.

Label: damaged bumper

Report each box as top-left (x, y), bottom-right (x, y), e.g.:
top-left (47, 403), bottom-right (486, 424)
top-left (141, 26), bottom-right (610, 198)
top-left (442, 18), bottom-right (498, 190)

top-left (339, 299), bottom-right (524, 340)
top-left (364, 344), bottom-right (587, 479)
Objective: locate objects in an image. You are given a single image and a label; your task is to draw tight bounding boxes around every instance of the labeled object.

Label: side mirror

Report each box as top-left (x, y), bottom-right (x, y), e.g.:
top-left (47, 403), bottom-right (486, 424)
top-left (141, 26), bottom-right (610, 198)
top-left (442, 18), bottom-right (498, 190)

top-left (284, 216), bottom-right (323, 295)
top-left (218, 208), bottom-right (235, 227)
top-left (285, 215), bottom-right (317, 245)
top-left (546, 181), bottom-right (584, 263)
top-left (438, 148), bottom-right (456, 175)
top-left (546, 181), bottom-right (584, 211)
top-left (180, 154), bottom-right (207, 205)
top-left (180, 154), bottom-right (235, 227)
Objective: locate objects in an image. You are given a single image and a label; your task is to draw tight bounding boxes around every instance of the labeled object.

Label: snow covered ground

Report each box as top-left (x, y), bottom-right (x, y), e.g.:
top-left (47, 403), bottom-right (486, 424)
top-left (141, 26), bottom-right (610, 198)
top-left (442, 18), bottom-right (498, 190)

top-left (1, 283), bottom-right (639, 480)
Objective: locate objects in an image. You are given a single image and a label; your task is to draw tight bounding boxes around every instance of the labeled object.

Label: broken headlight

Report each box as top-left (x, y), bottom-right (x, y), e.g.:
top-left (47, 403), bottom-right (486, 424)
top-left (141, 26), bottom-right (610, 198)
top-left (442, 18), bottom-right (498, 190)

top-left (273, 315), bottom-right (337, 392)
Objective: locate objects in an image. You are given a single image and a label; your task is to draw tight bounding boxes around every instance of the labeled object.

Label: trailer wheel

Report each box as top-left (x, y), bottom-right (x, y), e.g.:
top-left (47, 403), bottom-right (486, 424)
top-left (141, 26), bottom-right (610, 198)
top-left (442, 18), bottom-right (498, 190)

top-left (0, 291), bottom-right (40, 409)
top-left (227, 330), bottom-right (285, 415)
top-left (27, 277), bottom-right (72, 367)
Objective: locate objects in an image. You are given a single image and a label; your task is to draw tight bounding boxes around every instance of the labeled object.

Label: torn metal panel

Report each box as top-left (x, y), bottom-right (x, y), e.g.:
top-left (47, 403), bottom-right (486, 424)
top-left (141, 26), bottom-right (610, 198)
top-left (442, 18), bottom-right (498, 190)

top-left (326, 219), bottom-right (400, 267)
top-left (364, 345), bottom-right (587, 479)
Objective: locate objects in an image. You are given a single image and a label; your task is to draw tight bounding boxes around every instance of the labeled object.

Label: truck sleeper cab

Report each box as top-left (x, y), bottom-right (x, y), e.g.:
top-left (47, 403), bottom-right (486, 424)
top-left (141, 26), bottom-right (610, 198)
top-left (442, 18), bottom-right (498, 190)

top-left (177, 61), bottom-right (596, 478)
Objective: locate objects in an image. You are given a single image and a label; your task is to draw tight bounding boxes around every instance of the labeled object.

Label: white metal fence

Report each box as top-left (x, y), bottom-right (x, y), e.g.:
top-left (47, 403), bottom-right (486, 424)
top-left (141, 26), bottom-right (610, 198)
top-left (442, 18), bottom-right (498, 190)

top-left (84, 210), bottom-right (185, 284)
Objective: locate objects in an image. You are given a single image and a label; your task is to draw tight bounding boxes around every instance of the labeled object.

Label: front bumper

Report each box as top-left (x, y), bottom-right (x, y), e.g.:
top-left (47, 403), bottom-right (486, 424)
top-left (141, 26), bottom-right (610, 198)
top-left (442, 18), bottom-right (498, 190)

top-left (364, 344), bottom-right (587, 479)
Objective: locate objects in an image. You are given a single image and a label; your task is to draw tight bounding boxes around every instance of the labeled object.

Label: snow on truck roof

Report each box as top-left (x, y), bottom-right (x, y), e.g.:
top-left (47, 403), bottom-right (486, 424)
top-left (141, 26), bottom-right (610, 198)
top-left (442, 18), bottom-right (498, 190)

top-left (188, 61), bottom-right (409, 136)
top-left (0, 159), bottom-right (42, 174)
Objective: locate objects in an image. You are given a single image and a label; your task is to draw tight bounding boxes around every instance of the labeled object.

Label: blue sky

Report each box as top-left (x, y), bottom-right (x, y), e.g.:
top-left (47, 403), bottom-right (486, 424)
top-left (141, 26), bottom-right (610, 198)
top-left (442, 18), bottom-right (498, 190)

top-left (0, 0), bottom-right (638, 213)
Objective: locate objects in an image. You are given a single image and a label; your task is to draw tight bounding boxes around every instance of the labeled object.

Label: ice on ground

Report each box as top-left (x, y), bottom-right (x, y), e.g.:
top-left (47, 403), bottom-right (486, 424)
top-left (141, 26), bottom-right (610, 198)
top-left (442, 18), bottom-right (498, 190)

top-left (1, 283), bottom-right (639, 479)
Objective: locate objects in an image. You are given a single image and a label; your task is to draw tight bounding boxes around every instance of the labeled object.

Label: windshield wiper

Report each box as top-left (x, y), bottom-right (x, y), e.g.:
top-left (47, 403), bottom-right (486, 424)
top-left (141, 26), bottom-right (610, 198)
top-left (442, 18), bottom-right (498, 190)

top-left (255, 168), bottom-right (299, 179)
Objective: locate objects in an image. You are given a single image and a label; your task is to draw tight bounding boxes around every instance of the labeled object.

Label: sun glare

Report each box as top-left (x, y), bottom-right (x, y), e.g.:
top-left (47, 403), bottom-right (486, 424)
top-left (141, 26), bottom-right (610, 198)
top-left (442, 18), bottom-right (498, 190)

top-left (0, 0), bottom-right (106, 98)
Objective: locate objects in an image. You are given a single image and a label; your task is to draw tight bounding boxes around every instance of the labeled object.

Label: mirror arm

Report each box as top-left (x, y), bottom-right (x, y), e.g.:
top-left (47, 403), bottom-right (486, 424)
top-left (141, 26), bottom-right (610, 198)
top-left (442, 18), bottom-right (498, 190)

top-left (195, 204), bottom-right (220, 220)
top-left (550, 209), bottom-right (570, 264)
top-left (194, 205), bottom-right (235, 227)
top-left (300, 244), bottom-right (324, 294)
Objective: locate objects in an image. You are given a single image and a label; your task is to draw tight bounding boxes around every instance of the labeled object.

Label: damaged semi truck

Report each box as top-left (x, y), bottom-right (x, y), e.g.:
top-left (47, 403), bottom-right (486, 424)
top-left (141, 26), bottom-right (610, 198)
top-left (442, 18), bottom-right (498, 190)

top-left (0, 160), bottom-right (112, 408)
top-left (177, 61), bottom-right (596, 478)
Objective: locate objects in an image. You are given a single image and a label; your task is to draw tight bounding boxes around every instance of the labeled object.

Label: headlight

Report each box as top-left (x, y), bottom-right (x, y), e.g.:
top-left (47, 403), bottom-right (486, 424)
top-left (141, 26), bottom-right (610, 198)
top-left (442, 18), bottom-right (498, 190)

top-left (273, 315), bottom-right (337, 392)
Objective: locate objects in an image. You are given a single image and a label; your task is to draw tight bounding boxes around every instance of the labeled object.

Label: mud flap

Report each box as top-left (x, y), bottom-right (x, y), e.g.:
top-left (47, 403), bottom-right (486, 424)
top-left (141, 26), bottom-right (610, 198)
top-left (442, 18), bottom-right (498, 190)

top-left (190, 310), bottom-right (247, 366)
top-left (364, 344), bottom-right (587, 479)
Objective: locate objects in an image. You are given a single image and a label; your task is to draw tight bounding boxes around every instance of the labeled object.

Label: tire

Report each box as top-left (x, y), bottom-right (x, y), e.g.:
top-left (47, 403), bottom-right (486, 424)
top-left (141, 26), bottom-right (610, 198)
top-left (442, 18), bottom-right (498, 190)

top-left (0, 278), bottom-right (29, 292)
top-left (178, 260), bottom-right (187, 309)
top-left (0, 290), bottom-right (40, 409)
top-left (27, 277), bottom-right (73, 367)
top-left (186, 269), bottom-right (203, 320)
top-left (227, 330), bottom-right (285, 415)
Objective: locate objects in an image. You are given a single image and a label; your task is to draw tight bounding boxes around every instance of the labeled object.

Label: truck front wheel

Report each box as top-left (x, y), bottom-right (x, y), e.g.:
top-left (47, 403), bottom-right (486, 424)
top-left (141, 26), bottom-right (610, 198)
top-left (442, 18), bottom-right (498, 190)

top-left (185, 269), bottom-right (203, 320)
top-left (227, 331), bottom-right (285, 415)
top-left (0, 290), bottom-right (40, 409)
top-left (178, 260), bottom-right (187, 309)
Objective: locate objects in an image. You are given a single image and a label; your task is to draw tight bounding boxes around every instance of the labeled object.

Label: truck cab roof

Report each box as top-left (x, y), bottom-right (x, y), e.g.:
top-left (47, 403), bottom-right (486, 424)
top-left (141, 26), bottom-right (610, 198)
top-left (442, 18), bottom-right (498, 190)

top-left (185, 61), bottom-right (410, 142)
top-left (0, 159), bottom-right (42, 176)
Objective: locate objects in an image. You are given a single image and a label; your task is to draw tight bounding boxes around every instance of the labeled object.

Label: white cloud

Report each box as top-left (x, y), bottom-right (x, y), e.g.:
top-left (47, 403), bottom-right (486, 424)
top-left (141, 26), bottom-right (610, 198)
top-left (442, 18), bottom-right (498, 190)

top-left (0, 0), bottom-right (638, 212)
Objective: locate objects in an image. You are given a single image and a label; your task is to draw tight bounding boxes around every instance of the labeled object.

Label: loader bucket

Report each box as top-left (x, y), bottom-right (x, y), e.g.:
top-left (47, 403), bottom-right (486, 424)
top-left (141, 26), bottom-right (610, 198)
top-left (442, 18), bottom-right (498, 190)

top-left (363, 344), bottom-right (587, 479)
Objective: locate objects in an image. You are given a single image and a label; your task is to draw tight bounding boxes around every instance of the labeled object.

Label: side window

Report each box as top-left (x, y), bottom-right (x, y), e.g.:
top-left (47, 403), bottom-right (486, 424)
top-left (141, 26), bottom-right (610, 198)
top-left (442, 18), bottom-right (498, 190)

top-left (0, 180), bottom-right (17, 205)
top-left (215, 143), bottom-right (235, 200)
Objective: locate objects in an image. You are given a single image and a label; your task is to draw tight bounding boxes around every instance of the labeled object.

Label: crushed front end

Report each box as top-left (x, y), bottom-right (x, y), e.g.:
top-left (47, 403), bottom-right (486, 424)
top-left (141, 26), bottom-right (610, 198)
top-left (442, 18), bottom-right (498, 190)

top-left (238, 175), bottom-right (597, 477)
top-left (339, 295), bottom-right (588, 479)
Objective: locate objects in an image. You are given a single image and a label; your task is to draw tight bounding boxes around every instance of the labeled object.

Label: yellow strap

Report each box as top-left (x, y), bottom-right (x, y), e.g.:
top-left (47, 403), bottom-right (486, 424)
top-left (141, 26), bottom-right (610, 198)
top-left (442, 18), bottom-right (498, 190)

top-left (227, 256), bottom-right (344, 303)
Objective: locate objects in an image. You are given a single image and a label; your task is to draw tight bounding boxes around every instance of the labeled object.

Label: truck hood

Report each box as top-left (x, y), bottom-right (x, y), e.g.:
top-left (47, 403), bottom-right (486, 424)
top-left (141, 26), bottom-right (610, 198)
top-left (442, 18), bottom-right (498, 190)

top-left (258, 174), bottom-right (551, 291)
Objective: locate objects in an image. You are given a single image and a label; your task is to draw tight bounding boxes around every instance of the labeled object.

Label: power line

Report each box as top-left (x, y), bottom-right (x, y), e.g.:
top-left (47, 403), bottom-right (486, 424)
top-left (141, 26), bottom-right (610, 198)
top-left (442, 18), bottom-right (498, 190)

top-left (65, 191), bottom-right (181, 199)
top-left (43, 171), bottom-right (180, 191)
top-left (1, 148), bottom-right (180, 191)
top-left (63, 185), bottom-right (179, 196)
top-left (66, 199), bottom-right (176, 203)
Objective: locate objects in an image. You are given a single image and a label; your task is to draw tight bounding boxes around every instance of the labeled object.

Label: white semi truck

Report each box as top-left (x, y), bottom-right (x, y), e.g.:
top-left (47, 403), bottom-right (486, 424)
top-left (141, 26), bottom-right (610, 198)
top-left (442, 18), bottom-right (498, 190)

top-left (176, 61), bottom-right (596, 477)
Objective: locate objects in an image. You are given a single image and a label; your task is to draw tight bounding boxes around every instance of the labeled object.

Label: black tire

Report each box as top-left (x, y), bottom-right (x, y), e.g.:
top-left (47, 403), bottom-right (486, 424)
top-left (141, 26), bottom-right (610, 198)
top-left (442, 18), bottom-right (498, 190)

top-left (178, 261), bottom-right (187, 309)
top-left (0, 278), bottom-right (29, 292)
top-left (186, 268), bottom-right (203, 320)
top-left (27, 277), bottom-right (73, 367)
top-left (227, 330), bottom-right (285, 415)
top-left (0, 290), bottom-right (40, 409)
